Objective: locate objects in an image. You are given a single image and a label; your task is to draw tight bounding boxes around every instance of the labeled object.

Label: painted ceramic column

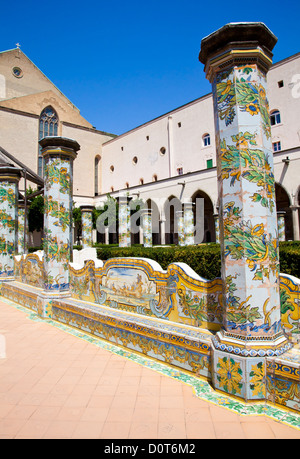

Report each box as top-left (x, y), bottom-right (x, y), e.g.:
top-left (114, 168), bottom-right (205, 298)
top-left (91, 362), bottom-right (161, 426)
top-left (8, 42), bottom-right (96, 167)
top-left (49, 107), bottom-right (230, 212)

top-left (104, 226), bottom-right (109, 245)
top-left (127, 203), bottom-right (131, 246)
top-left (290, 205), bottom-right (300, 241)
top-left (176, 210), bottom-right (185, 246)
top-left (214, 212), bottom-right (220, 243)
top-left (39, 137), bottom-right (79, 293)
top-left (139, 223), bottom-right (143, 245)
top-left (119, 195), bottom-right (129, 247)
top-left (277, 211), bottom-right (286, 241)
top-left (0, 164), bottom-right (21, 279)
top-left (199, 23), bottom-right (291, 401)
top-left (141, 208), bottom-right (152, 247)
top-left (160, 217), bottom-right (166, 245)
top-left (184, 200), bottom-right (194, 245)
top-left (18, 202), bottom-right (26, 253)
top-left (80, 205), bottom-right (94, 248)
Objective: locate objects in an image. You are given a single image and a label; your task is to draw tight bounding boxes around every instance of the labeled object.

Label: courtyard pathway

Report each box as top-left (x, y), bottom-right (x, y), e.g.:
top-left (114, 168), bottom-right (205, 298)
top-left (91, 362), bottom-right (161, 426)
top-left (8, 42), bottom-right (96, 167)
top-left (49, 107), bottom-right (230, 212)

top-left (0, 297), bottom-right (299, 440)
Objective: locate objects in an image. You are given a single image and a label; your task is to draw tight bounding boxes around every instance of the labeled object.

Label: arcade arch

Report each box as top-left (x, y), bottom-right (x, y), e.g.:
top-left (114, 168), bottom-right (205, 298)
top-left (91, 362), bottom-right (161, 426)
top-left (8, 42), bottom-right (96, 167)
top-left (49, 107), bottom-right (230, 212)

top-left (146, 199), bottom-right (160, 245)
top-left (191, 190), bottom-right (215, 243)
top-left (164, 195), bottom-right (182, 245)
top-left (275, 183), bottom-right (293, 240)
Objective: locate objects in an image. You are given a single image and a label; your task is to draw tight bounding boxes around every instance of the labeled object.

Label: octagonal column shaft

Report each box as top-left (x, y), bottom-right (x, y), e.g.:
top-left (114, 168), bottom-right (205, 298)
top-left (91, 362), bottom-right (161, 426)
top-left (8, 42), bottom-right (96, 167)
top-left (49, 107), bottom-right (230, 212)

top-left (184, 200), bottom-right (194, 245)
top-left (277, 211), bottom-right (286, 241)
top-left (81, 206), bottom-right (94, 248)
top-left (0, 165), bottom-right (21, 278)
top-left (176, 210), bottom-right (185, 246)
top-left (199, 23), bottom-right (291, 401)
top-left (119, 196), bottom-right (130, 247)
top-left (214, 213), bottom-right (220, 243)
top-left (200, 23), bottom-right (287, 341)
top-left (127, 203), bottom-right (131, 246)
top-left (18, 203), bottom-right (26, 254)
top-left (39, 137), bottom-right (79, 292)
top-left (141, 208), bottom-right (152, 247)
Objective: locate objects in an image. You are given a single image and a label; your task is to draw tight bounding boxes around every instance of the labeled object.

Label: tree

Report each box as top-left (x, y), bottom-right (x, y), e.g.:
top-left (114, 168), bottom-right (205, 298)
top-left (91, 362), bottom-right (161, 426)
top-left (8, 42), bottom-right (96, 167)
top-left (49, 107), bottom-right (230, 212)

top-left (94, 194), bottom-right (119, 233)
top-left (28, 192), bottom-right (44, 233)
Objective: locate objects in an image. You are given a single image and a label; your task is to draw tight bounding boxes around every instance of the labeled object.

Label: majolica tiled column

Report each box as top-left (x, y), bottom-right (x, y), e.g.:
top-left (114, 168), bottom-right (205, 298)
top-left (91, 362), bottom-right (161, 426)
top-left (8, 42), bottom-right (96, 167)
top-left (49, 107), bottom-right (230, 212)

top-left (176, 210), bottom-right (185, 246)
top-left (184, 200), bottom-right (194, 245)
top-left (214, 212), bottom-right (220, 243)
top-left (160, 217), bottom-right (166, 245)
top-left (39, 137), bottom-right (79, 294)
top-left (290, 205), bottom-right (300, 240)
top-left (119, 195), bottom-right (130, 247)
top-left (80, 205), bottom-right (94, 248)
top-left (0, 165), bottom-right (21, 279)
top-left (105, 227), bottom-right (109, 245)
top-left (141, 208), bottom-right (152, 247)
top-left (199, 23), bottom-right (291, 401)
top-left (18, 202), bottom-right (26, 254)
top-left (127, 203), bottom-right (131, 246)
top-left (277, 211), bottom-right (286, 241)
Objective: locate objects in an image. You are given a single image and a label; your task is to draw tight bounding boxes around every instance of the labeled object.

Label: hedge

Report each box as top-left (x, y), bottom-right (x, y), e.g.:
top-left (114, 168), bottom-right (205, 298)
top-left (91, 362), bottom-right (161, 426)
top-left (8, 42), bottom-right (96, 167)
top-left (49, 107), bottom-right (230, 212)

top-left (95, 243), bottom-right (222, 280)
top-left (278, 241), bottom-right (300, 278)
top-left (95, 241), bottom-right (300, 280)
top-left (26, 241), bottom-right (300, 281)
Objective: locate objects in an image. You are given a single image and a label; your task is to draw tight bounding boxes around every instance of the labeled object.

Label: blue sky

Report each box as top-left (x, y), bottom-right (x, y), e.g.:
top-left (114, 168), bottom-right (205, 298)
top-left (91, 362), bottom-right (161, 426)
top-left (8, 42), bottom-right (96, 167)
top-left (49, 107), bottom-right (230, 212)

top-left (2, 0), bottom-right (300, 135)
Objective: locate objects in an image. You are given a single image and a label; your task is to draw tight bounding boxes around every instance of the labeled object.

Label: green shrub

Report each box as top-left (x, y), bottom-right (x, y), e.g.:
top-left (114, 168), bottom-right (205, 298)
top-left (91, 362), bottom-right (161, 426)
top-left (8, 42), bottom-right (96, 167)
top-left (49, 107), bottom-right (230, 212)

top-left (279, 241), bottom-right (300, 278)
top-left (28, 246), bottom-right (42, 253)
top-left (95, 241), bottom-right (300, 280)
top-left (26, 241), bottom-right (300, 280)
top-left (96, 243), bottom-right (222, 280)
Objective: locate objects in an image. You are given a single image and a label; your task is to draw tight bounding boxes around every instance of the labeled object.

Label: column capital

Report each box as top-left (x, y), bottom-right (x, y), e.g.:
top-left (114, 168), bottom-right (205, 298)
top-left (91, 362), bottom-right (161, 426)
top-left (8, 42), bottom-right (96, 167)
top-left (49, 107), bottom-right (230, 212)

top-left (39, 136), bottom-right (80, 160)
top-left (140, 207), bottom-right (152, 216)
top-left (199, 22), bottom-right (277, 82)
top-left (118, 195), bottom-right (128, 204)
top-left (0, 164), bottom-right (22, 182)
top-left (80, 205), bottom-right (94, 213)
top-left (183, 200), bottom-right (194, 211)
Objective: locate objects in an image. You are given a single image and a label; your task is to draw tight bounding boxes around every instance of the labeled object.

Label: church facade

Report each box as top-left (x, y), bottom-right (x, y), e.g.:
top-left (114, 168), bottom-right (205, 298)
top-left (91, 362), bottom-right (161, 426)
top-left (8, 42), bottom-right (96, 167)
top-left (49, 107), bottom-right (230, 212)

top-left (0, 47), bottom-right (299, 244)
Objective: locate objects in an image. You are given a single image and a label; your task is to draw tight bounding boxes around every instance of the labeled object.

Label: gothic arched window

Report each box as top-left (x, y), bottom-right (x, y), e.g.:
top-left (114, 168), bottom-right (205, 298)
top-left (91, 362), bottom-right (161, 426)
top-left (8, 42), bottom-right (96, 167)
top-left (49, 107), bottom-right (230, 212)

top-left (94, 155), bottom-right (101, 196)
top-left (38, 106), bottom-right (58, 176)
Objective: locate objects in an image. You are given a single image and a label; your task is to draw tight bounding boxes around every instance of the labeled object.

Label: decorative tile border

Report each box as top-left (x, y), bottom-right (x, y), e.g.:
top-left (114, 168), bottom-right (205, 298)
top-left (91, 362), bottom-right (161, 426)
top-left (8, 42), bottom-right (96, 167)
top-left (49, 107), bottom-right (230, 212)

top-left (51, 297), bottom-right (212, 379)
top-left (1, 295), bottom-right (300, 431)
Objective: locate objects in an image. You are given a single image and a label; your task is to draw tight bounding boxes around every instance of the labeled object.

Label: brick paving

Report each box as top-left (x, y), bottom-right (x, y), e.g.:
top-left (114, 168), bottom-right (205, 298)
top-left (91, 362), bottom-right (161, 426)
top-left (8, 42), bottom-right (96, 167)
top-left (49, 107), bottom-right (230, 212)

top-left (0, 298), bottom-right (300, 439)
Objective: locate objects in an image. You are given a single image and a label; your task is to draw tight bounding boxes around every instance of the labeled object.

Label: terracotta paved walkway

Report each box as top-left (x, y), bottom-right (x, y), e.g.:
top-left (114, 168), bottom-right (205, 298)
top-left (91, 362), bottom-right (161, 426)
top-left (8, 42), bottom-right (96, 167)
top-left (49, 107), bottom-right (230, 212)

top-left (0, 298), bottom-right (300, 440)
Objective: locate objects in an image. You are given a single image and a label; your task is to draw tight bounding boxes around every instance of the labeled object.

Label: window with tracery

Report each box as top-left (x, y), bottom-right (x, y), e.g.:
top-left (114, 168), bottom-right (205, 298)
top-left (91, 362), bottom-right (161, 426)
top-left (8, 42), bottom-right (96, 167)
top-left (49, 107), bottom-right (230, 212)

top-left (38, 106), bottom-right (58, 176)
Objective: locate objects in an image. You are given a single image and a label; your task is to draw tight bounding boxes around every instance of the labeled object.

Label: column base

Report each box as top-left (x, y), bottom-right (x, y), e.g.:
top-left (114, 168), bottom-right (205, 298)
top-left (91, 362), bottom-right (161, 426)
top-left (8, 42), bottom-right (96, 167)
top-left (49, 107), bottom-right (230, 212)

top-left (37, 290), bottom-right (71, 318)
top-left (211, 330), bottom-right (293, 401)
top-left (0, 276), bottom-right (15, 282)
top-left (212, 330), bottom-right (292, 358)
